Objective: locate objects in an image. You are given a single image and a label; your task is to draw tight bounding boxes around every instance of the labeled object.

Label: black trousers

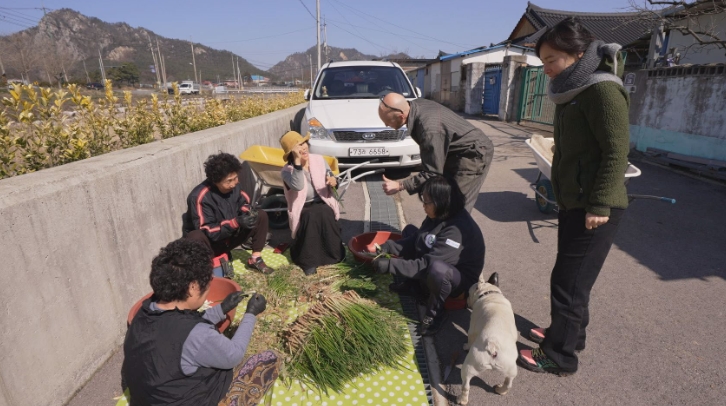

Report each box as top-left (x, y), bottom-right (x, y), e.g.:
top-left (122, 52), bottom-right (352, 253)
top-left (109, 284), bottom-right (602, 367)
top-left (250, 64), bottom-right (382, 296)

top-left (541, 208), bottom-right (625, 371)
top-left (185, 210), bottom-right (269, 259)
top-left (400, 225), bottom-right (469, 320)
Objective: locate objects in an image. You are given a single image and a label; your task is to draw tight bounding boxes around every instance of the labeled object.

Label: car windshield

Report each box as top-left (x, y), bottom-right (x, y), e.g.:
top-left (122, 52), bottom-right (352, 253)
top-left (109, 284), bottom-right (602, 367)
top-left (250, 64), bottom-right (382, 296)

top-left (312, 66), bottom-right (414, 100)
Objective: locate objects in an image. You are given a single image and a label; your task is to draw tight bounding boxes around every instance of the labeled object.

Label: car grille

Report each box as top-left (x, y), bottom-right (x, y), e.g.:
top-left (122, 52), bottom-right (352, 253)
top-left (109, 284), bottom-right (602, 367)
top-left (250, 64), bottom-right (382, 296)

top-left (333, 130), bottom-right (404, 142)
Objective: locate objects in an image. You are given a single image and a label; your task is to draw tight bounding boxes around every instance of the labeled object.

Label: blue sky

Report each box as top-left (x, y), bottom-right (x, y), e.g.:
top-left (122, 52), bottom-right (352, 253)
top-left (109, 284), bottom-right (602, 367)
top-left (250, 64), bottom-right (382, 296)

top-left (1, 0), bottom-right (640, 70)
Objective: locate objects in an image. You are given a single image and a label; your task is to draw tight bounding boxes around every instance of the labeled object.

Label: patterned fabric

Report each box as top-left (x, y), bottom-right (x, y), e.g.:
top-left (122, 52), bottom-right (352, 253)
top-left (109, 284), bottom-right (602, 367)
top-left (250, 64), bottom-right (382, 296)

top-left (218, 350), bottom-right (281, 406)
top-left (530, 347), bottom-right (560, 369)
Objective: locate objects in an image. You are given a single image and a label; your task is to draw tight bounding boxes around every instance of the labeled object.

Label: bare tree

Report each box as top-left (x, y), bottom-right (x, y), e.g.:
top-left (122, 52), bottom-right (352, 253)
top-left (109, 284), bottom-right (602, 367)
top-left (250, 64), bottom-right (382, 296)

top-left (0, 31), bottom-right (41, 82)
top-left (630, 0), bottom-right (726, 63)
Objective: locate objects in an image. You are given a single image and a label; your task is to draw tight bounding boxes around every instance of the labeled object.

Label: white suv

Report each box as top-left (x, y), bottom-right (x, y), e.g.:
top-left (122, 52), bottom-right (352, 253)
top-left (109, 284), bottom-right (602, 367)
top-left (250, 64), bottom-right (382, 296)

top-left (300, 61), bottom-right (422, 168)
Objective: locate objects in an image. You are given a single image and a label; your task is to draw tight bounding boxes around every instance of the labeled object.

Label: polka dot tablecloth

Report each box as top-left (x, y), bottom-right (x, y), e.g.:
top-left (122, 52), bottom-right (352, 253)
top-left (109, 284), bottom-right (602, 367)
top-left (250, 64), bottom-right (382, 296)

top-left (267, 337), bottom-right (428, 406)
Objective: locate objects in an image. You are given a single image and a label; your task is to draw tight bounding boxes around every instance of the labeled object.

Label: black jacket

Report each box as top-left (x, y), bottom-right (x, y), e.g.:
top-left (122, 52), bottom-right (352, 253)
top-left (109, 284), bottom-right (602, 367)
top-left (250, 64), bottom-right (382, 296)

top-left (122, 299), bottom-right (232, 406)
top-left (381, 210), bottom-right (485, 286)
top-left (182, 180), bottom-right (250, 242)
top-left (401, 98), bottom-right (494, 193)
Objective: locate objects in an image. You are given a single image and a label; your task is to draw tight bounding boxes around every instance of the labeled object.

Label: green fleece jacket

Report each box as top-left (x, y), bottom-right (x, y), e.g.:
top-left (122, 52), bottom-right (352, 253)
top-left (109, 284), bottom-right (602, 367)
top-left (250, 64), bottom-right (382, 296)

top-left (551, 66), bottom-right (630, 217)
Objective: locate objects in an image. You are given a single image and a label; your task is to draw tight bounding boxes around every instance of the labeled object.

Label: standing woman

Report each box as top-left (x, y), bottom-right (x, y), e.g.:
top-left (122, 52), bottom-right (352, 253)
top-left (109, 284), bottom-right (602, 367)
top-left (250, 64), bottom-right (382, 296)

top-left (518, 18), bottom-right (631, 375)
top-left (280, 131), bottom-right (345, 275)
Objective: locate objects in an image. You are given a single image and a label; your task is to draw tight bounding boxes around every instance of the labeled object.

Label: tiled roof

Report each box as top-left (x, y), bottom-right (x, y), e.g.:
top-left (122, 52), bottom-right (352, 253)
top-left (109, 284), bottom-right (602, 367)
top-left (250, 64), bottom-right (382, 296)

top-left (509, 2), bottom-right (653, 46)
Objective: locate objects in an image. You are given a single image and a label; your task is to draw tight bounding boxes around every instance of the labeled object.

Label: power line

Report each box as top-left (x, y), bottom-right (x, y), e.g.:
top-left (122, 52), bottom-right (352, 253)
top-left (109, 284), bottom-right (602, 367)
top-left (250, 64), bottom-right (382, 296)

top-left (326, 20), bottom-right (388, 53)
top-left (296, 0), bottom-right (316, 20)
top-left (325, 17), bottom-right (437, 53)
top-left (0, 14), bottom-right (34, 29)
top-left (329, 0), bottom-right (477, 49)
top-left (203, 27), bottom-right (314, 44)
top-left (0, 8), bottom-right (41, 24)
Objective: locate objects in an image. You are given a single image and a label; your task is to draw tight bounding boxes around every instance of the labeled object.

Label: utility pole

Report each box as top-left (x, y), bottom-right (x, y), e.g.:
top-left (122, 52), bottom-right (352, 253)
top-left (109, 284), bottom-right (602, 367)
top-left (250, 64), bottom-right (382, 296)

top-left (98, 49), bottom-right (107, 83)
top-left (308, 54), bottom-right (312, 86)
top-left (323, 16), bottom-right (329, 62)
top-left (316, 0), bottom-right (321, 76)
top-left (82, 60), bottom-right (90, 83)
top-left (190, 40), bottom-right (198, 83)
top-left (232, 56), bottom-right (236, 89)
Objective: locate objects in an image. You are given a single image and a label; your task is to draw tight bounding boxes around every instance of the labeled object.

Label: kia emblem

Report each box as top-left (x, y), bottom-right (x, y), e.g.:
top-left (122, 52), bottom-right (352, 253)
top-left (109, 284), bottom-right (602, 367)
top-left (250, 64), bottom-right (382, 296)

top-left (362, 133), bottom-right (376, 140)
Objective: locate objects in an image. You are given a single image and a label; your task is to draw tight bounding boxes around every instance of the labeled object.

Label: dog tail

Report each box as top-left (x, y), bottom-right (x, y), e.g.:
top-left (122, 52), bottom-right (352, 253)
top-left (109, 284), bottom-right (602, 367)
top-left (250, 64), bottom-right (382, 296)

top-left (485, 339), bottom-right (499, 358)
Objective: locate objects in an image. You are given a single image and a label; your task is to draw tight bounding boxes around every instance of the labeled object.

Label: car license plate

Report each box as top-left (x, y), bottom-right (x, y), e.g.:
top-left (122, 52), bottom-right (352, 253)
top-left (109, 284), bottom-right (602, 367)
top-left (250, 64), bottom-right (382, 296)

top-left (349, 147), bottom-right (389, 156)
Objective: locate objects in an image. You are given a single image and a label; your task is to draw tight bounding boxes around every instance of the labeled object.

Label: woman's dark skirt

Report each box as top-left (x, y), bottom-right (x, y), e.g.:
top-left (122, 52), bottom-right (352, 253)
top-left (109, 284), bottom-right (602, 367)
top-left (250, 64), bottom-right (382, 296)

top-left (290, 201), bottom-right (345, 270)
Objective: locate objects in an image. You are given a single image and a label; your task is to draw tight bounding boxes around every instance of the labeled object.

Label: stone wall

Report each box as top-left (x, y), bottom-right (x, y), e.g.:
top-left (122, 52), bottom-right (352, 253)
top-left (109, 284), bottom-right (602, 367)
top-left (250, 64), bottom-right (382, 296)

top-left (0, 105), bottom-right (304, 406)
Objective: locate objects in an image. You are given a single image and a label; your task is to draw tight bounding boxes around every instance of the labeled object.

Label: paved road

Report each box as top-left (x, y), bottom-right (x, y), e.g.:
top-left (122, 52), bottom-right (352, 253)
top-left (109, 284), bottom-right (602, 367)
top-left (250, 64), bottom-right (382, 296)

top-left (68, 117), bottom-right (726, 406)
top-left (396, 118), bottom-right (726, 406)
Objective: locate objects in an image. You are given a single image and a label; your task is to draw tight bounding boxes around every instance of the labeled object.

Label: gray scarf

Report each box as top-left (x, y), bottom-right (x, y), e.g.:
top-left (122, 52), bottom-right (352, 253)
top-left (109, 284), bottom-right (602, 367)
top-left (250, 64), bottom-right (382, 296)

top-left (548, 40), bottom-right (623, 104)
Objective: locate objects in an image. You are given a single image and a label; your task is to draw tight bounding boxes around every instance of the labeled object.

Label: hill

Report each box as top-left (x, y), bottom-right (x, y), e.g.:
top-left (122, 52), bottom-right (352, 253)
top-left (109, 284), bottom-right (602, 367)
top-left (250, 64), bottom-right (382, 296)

top-left (0, 8), bottom-right (267, 85)
top-left (269, 45), bottom-right (411, 82)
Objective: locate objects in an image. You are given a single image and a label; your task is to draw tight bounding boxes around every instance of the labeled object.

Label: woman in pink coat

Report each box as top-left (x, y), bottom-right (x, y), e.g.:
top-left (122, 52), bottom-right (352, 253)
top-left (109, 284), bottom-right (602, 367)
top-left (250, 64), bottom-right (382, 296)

top-left (279, 131), bottom-right (345, 275)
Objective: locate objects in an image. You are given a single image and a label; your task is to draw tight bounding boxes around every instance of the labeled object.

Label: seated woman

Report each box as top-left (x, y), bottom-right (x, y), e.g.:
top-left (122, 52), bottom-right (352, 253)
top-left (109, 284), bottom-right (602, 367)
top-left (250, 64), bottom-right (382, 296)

top-left (122, 238), bottom-right (278, 406)
top-left (279, 131), bottom-right (345, 275)
top-left (373, 176), bottom-right (485, 336)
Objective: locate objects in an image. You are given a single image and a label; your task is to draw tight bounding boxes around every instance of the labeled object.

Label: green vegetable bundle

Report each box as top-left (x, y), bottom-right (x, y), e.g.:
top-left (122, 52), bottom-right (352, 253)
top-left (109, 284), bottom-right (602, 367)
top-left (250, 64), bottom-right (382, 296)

top-left (282, 291), bottom-right (407, 394)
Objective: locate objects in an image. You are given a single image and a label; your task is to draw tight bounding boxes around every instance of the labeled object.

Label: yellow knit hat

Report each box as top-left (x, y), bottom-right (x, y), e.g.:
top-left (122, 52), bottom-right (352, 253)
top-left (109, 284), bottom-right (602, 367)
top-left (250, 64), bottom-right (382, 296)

top-left (280, 131), bottom-right (311, 161)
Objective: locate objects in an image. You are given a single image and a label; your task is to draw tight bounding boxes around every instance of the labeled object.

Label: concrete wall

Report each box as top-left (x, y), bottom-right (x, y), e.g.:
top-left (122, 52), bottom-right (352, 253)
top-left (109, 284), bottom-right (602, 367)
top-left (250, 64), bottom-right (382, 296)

top-left (629, 66), bottom-right (726, 161)
top-left (464, 63), bottom-right (486, 115)
top-left (499, 55), bottom-right (529, 121)
top-left (668, 12), bottom-right (726, 65)
top-left (0, 104), bottom-right (304, 406)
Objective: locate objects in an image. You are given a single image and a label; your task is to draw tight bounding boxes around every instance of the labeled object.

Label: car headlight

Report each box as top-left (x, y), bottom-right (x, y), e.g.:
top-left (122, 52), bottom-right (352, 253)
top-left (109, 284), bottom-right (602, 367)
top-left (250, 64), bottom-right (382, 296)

top-left (308, 117), bottom-right (330, 140)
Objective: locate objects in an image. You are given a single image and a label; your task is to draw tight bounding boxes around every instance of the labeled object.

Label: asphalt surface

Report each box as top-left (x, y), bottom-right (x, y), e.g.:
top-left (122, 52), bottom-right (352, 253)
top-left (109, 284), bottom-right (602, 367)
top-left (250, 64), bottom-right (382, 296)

top-left (67, 118), bottom-right (726, 406)
top-left (397, 118), bottom-right (726, 406)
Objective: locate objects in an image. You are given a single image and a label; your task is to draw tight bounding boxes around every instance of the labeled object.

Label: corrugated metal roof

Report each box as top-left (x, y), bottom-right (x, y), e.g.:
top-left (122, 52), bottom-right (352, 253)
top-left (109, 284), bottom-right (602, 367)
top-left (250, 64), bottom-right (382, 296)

top-left (510, 1), bottom-right (653, 46)
top-left (439, 44), bottom-right (534, 61)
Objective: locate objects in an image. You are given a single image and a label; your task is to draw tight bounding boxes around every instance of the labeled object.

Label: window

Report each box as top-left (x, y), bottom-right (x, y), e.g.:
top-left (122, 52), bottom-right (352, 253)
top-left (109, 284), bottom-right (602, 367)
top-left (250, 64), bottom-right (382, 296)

top-left (313, 66), bottom-right (414, 100)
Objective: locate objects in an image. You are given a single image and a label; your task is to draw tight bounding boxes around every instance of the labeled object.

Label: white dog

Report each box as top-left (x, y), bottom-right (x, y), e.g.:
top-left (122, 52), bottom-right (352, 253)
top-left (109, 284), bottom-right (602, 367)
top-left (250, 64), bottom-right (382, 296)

top-left (457, 272), bottom-right (518, 405)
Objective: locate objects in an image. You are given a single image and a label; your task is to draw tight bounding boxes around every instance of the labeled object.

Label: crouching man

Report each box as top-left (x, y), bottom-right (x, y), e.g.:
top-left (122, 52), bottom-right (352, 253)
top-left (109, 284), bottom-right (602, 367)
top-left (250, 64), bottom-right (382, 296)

top-left (122, 238), bottom-right (279, 406)
top-left (183, 152), bottom-right (274, 275)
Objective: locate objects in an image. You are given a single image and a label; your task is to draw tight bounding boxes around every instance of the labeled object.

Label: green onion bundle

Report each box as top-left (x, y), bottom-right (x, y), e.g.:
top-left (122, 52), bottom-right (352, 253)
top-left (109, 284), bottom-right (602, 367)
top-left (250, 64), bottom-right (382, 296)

top-left (283, 291), bottom-right (408, 394)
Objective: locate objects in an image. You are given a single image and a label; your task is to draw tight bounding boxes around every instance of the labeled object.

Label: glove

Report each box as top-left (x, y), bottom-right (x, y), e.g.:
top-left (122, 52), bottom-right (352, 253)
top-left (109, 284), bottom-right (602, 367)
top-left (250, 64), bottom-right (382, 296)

top-left (373, 257), bottom-right (390, 274)
top-left (236, 207), bottom-right (259, 230)
top-left (245, 293), bottom-right (267, 316)
top-left (376, 243), bottom-right (389, 256)
top-left (220, 291), bottom-right (245, 314)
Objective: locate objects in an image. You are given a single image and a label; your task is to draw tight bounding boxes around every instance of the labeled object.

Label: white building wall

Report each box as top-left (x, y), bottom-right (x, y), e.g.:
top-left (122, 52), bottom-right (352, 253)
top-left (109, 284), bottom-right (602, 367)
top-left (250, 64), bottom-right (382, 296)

top-left (463, 48), bottom-right (542, 66)
top-left (668, 11), bottom-right (726, 65)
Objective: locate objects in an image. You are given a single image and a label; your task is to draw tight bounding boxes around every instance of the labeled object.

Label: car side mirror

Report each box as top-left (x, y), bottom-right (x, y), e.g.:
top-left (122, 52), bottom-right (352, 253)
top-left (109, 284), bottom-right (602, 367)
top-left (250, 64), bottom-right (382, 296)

top-left (304, 89), bottom-right (310, 101)
top-left (415, 87), bottom-right (422, 98)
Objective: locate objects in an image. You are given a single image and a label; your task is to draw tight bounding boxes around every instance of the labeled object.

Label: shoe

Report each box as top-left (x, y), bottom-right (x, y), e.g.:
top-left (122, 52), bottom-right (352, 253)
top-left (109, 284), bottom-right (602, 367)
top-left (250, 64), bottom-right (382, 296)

top-left (518, 348), bottom-right (575, 376)
top-left (247, 256), bottom-right (274, 274)
top-left (304, 267), bottom-right (317, 276)
top-left (529, 327), bottom-right (585, 352)
top-left (421, 311), bottom-right (449, 336)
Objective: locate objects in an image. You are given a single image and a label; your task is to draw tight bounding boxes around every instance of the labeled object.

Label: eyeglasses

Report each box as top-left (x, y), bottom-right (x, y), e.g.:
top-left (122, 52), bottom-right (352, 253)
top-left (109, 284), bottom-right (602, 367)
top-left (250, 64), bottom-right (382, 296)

top-left (422, 200), bottom-right (434, 206)
top-left (380, 96), bottom-right (404, 114)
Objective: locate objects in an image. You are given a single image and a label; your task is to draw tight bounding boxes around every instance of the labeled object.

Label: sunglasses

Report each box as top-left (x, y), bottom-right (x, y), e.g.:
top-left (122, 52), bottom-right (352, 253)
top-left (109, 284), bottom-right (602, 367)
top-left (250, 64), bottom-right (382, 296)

top-left (380, 96), bottom-right (404, 114)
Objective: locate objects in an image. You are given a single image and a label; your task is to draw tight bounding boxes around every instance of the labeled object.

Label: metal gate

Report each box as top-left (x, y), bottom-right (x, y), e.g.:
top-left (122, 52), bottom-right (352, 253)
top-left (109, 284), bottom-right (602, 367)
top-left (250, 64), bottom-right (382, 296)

top-left (482, 65), bottom-right (502, 115)
top-left (517, 66), bottom-right (555, 125)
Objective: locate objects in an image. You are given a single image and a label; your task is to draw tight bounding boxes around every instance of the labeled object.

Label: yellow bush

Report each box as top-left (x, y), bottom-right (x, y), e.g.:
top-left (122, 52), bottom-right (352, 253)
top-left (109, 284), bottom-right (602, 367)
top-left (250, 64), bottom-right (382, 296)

top-left (0, 81), bottom-right (304, 179)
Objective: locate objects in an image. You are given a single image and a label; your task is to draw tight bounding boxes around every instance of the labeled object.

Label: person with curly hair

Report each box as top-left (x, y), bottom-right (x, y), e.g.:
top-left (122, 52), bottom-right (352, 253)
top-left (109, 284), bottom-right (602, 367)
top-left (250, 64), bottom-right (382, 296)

top-left (182, 152), bottom-right (274, 275)
top-left (122, 238), bottom-right (278, 406)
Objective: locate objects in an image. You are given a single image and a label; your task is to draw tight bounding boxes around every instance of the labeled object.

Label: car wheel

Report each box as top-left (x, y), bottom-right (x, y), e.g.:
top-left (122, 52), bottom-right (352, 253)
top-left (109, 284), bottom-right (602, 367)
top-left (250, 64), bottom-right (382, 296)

top-left (260, 194), bottom-right (289, 229)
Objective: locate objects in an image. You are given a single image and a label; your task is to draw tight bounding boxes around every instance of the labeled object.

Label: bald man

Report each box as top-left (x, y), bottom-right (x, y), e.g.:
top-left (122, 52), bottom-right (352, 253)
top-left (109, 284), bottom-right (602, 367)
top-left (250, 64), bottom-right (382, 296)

top-left (378, 93), bottom-right (494, 212)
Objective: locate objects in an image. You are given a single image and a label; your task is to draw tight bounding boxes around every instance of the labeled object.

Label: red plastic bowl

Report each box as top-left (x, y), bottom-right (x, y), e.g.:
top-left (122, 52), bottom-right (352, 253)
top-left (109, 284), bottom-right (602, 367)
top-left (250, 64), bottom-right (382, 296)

top-left (348, 231), bottom-right (402, 263)
top-left (127, 277), bottom-right (241, 333)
